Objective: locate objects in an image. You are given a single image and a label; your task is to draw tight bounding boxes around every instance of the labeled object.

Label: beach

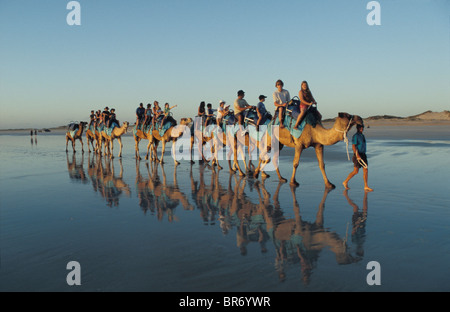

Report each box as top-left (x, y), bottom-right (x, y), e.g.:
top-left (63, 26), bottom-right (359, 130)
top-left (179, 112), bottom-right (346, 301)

top-left (1, 112), bottom-right (450, 292)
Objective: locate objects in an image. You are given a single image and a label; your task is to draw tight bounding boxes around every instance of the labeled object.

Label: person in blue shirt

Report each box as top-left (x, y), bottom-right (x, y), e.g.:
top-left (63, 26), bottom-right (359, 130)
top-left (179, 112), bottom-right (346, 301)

top-left (256, 95), bottom-right (268, 130)
top-left (343, 124), bottom-right (373, 192)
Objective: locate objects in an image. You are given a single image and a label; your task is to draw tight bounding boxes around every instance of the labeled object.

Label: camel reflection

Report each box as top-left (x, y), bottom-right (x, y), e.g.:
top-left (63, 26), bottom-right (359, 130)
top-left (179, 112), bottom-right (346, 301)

top-left (190, 164), bottom-right (225, 225)
top-left (66, 153), bottom-right (88, 184)
top-left (269, 187), bottom-right (360, 284)
top-left (65, 154), bottom-right (365, 285)
top-left (188, 165), bottom-right (361, 285)
top-left (87, 154), bottom-right (131, 207)
top-left (135, 160), bottom-right (193, 220)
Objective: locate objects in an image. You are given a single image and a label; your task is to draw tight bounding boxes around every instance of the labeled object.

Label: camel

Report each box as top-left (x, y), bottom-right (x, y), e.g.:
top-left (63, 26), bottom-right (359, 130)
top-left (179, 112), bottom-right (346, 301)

top-left (86, 126), bottom-right (100, 154)
top-left (133, 124), bottom-right (156, 161)
top-left (66, 121), bottom-right (87, 153)
top-left (210, 125), bottom-right (250, 174)
top-left (100, 122), bottom-right (129, 159)
top-left (151, 117), bottom-right (193, 165)
top-left (253, 112), bottom-right (364, 188)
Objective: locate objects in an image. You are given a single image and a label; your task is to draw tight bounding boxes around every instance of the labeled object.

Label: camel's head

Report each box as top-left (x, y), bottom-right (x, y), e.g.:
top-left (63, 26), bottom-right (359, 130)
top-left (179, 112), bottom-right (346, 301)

top-left (180, 117), bottom-right (193, 125)
top-left (338, 112), bottom-right (364, 129)
top-left (123, 121), bottom-right (129, 131)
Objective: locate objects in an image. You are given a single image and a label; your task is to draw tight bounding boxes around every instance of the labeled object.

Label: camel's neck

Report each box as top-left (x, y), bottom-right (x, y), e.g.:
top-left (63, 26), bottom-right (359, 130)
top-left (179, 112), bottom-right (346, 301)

top-left (77, 124), bottom-right (85, 135)
top-left (119, 125), bottom-right (128, 135)
top-left (311, 122), bottom-right (348, 146)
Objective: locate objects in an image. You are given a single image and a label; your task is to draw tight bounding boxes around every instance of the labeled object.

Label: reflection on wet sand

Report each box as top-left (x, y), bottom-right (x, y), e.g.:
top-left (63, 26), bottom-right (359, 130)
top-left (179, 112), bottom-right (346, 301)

top-left (84, 154), bottom-right (131, 207)
top-left (343, 189), bottom-right (368, 258)
top-left (91, 155), bottom-right (130, 207)
top-left (66, 158), bottom-right (368, 285)
top-left (188, 165), bottom-right (363, 285)
top-left (268, 187), bottom-right (360, 284)
top-left (135, 160), bottom-right (193, 220)
top-left (66, 153), bottom-right (88, 184)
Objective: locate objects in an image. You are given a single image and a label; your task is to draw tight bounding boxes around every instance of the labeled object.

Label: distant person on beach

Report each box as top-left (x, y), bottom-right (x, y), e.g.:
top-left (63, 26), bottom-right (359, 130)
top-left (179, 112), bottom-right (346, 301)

top-left (343, 124), bottom-right (373, 192)
top-left (136, 103), bottom-right (145, 128)
top-left (256, 95), bottom-right (268, 130)
top-left (234, 90), bottom-right (254, 134)
top-left (161, 103), bottom-right (177, 127)
top-left (273, 80), bottom-right (290, 128)
top-left (294, 81), bottom-right (317, 130)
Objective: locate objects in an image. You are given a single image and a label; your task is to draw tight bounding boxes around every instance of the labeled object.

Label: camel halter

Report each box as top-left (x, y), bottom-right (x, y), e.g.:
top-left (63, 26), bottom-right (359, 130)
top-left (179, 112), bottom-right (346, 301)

top-left (358, 158), bottom-right (368, 169)
top-left (334, 116), bottom-right (353, 161)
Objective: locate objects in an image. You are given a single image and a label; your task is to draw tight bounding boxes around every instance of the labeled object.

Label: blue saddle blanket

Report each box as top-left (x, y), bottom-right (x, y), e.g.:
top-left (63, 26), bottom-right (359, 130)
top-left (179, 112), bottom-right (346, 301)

top-left (104, 122), bottom-right (119, 137)
top-left (269, 107), bottom-right (321, 139)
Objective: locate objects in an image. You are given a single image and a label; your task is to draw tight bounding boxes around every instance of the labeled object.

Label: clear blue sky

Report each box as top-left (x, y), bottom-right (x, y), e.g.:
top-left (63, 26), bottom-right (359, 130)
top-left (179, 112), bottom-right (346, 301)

top-left (0, 0), bottom-right (449, 129)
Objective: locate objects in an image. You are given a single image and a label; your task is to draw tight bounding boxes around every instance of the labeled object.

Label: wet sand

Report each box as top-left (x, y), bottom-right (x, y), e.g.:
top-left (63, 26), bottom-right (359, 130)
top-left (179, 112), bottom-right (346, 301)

top-left (1, 120), bottom-right (450, 292)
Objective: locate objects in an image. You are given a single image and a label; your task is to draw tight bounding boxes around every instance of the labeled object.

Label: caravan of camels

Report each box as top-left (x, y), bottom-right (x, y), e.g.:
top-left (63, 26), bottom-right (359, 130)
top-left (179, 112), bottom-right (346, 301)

top-left (65, 80), bottom-right (365, 188)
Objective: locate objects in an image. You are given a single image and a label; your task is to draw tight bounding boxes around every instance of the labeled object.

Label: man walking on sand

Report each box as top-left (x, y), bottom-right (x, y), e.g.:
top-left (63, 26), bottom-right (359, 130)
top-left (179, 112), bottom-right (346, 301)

top-left (343, 124), bottom-right (373, 192)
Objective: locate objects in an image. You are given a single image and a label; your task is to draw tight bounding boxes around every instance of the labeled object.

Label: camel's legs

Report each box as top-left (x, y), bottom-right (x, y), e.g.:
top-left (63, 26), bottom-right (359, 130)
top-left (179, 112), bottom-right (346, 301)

top-left (145, 140), bottom-right (152, 160)
top-left (189, 136), bottom-right (195, 164)
top-left (109, 139), bottom-right (115, 159)
top-left (65, 136), bottom-right (69, 152)
top-left (117, 137), bottom-right (123, 158)
top-left (135, 136), bottom-right (141, 160)
top-left (104, 138), bottom-right (110, 156)
top-left (86, 134), bottom-right (91, 153)
top-left (79, 137), bottom-right (84, 153)
top-left (172, 139), bottom-right (180, 165)
top-left (272, 149), bottom-right (286, 183)
top-left (151, 141), bottom-right (159, 162)
top-left (314, 144), bottom-right (335, 189)
top-left (212, 136), bottom-right (223, 170)
top-left (159, 139), bottom-right (166, 164)
top-left (232, 135), bottom-right (245, 176)
top-left (290, 145), bottom-right (303, 186)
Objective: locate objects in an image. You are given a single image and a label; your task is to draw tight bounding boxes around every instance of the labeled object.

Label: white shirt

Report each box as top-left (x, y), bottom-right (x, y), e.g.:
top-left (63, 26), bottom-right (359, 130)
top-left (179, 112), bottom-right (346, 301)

top-left (273, 89), bottom-right (291, 106)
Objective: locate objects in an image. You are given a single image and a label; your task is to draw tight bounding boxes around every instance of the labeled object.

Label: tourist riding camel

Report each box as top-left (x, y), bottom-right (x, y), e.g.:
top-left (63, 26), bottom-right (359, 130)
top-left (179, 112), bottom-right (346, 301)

top-left (254, 112), bottom-right (364, 188)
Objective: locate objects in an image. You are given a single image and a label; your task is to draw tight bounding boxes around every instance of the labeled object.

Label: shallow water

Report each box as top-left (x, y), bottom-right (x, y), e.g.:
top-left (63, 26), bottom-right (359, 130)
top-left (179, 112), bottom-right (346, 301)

top-left (0, 133), bottom-right (449, 292)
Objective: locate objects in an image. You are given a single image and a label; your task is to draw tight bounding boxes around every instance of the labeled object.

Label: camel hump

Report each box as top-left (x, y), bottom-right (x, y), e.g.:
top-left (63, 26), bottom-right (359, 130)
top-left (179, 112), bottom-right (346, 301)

top-left (67, 122), bottom-right (79, 131)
